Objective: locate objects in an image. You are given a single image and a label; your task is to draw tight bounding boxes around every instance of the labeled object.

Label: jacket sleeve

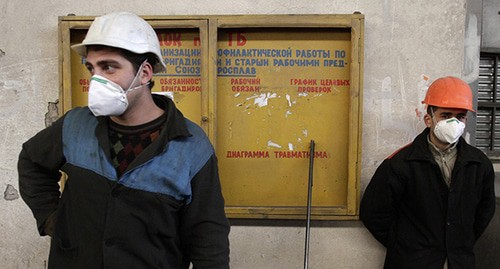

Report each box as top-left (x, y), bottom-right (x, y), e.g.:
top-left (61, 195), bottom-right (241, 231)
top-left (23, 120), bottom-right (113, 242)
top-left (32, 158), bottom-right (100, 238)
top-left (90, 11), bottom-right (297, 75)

top-left (359, 159), bottom-right (403, 247)
top-left (473, 159), bottom-right (496, 240)
top-left (18, 116), bottom-right (66, 236)
top-left (180, 154), bottom-right (230, 269)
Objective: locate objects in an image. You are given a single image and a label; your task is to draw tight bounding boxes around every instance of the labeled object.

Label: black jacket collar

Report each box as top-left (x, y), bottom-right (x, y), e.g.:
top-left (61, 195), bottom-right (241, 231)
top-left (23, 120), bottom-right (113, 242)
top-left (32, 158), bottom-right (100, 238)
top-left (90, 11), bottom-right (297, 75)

top-left (407, 128), bottom-right (482, 167)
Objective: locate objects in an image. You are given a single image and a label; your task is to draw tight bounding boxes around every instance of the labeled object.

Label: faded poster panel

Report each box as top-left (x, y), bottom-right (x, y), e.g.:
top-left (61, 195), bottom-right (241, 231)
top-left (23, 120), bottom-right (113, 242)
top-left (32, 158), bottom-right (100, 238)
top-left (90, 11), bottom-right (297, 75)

top-left (216, 29), bottom-right (351, 208)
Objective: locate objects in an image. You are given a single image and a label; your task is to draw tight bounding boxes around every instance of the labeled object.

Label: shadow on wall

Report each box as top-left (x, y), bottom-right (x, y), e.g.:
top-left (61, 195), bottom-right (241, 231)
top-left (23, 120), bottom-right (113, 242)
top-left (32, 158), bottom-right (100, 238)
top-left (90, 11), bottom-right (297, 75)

top-left (474, 173), bottom-right (500, 269)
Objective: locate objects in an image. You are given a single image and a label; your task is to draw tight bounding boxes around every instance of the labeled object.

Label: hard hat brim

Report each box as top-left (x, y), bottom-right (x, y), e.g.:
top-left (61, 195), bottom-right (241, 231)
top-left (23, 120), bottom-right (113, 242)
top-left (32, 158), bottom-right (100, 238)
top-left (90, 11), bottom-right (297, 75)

top-left (71, 43), bottom-right (87, 57)
top-left (70, 42), bottom-right (166, 74)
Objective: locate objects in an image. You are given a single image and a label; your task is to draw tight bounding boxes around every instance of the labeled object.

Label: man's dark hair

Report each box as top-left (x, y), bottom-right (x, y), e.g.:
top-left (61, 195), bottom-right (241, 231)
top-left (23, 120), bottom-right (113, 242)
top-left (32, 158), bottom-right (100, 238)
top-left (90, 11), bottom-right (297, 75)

top-left (86, 45), bottom-right (157, 90)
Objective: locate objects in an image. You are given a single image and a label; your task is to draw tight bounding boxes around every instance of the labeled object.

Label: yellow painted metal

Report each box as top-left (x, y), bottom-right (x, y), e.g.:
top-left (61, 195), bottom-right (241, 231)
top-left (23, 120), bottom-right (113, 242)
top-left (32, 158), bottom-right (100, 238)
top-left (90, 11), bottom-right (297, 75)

top-left (214, 15), bottom-right (364, 220)
top-left (152, 27), bottom-right (203, 126)
top-left (346, 17), bottom-right (364, 216)
top-left (216, 28), bottom-right (351, 215)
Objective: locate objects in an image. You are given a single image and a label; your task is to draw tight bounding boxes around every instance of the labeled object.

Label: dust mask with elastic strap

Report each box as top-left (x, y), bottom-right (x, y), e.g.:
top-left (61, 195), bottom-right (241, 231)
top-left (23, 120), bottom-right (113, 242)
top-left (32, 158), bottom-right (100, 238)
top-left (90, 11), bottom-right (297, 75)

top-left (88, 62), bottom-right (148, 116)
top-left (431, 109), bottom-right (465, 144)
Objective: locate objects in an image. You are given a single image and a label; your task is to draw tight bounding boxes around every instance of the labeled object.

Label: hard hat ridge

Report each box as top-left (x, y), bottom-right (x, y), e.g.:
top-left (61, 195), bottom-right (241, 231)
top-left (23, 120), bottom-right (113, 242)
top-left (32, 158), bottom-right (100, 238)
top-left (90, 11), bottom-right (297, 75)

top-left (71, 12), bottom-right (166, 73)
top-left (421, 76), bottom-right (475, 112)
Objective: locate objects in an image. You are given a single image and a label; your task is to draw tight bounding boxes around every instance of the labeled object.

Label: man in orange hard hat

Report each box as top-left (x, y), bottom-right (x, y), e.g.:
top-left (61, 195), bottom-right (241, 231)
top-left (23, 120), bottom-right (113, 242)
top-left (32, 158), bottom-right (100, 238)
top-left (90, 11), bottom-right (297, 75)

top-left (360, 76), bottom-right (495, 269)
top-left (18, 12), bottom-right (229, 268)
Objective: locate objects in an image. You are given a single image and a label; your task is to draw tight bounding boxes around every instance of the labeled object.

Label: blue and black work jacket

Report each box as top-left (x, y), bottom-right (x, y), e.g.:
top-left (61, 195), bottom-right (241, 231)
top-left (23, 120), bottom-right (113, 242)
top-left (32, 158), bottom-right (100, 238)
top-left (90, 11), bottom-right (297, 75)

top-left (360, 128), bottom-right (496, 269)
top-left (18, 94), bottom-right (230, 269)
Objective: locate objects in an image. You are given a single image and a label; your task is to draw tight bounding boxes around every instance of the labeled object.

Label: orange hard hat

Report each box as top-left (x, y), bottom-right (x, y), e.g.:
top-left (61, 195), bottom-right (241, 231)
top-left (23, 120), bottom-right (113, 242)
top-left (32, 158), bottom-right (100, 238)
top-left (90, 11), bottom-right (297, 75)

top-left (422, 76), bottom-right (475, 112)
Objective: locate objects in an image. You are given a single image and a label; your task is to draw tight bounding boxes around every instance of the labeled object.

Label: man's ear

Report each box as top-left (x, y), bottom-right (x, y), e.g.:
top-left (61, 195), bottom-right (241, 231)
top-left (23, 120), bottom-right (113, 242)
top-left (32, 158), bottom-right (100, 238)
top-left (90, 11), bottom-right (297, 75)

top-left (141, 62), bottom-right (154, 83)
top-left (424, 114), bottom-right (433, 128)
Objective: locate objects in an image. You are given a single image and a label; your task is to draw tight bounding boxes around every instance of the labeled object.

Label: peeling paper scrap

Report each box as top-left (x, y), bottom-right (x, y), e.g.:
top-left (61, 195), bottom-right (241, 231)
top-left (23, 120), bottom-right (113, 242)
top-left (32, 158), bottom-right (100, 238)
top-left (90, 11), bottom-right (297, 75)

top-left (254, 92), bottom-right (277, 107)
top-left (286, 94), bottom-right (292, 107)
top-left (302, 129), bottom-right (308, 137)
top-left (267, 140), bottom-right (282, 148)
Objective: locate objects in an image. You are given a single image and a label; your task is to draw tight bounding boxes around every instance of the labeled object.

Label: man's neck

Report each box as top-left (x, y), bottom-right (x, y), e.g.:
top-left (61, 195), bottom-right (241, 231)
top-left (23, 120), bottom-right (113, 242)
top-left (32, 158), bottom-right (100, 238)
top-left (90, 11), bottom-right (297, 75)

top-left (428, 132), bottom-right (454, 151)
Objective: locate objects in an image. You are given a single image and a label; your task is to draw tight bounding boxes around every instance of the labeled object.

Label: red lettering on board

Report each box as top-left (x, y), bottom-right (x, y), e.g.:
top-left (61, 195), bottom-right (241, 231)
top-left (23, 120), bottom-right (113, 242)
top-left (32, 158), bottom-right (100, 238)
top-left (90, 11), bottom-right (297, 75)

top-left (158, 33), bottom-right (182, 47)
top-left (228, 32), bottom-right (247, 47)
top-left (231, 78), bottom-right (261, 92)
top-left (225, 150), bottom-right (329, 159)
top-left (320, 79), bottom-right (350, 86)
top-left (289, 79), bottom-right (317, 86)
top-left (226, 151), bottom-right (270, 158)
top-left (273, 151), bottom-right (328, 158)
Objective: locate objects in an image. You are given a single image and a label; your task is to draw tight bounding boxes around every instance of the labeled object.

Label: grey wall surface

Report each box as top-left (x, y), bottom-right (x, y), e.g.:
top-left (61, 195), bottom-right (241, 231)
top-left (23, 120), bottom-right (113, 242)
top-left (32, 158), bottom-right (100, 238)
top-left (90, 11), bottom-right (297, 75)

top-left (482, 0), bottom-right (500, 52)
top-left (0, 0), bottom-right (493, 268)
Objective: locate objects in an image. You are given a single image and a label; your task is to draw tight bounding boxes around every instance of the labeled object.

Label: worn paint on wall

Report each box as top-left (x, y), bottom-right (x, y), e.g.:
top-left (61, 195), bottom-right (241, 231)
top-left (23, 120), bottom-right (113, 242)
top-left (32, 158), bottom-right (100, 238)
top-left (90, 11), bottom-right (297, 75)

top-left (45, 100), bottom-right (59, 127)
top-left (481, 0), bottom-right (500, 50)
top-left (4, 184), bottom-right (19, 200)
top-left (463, 13), bottom-right (480, 82)
top-left (0, 56), bottom-right (58, 268)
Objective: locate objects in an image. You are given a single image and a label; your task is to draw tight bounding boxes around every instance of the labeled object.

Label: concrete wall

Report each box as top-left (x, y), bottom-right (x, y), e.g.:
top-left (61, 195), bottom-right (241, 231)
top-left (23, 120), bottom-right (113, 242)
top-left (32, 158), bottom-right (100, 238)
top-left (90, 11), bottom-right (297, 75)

top-left (482, 0), bottom-right (500, 52)
top-left (0, 0), bottom-right (490, 268)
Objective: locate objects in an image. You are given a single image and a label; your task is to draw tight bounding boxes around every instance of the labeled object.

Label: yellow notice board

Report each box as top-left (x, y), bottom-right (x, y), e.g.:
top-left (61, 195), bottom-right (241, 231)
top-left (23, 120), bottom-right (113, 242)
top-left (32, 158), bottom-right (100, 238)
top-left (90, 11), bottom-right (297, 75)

top-left (215, 23), bottom-right (362, 219)
top-left (217, 29), bottom-right (351, 204)
top-left (59, 15), bottom-right (364, 220)
top-left (153, 29), bottom-right (203, 123)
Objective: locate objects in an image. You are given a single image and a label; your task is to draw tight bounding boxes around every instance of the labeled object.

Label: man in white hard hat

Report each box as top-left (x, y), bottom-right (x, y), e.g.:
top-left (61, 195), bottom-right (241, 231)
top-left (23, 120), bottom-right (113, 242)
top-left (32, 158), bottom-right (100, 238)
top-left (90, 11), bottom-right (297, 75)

top-left (18, 12), bottom-right (230, 269)
top-left (360, 77), bottom-right (495, 269)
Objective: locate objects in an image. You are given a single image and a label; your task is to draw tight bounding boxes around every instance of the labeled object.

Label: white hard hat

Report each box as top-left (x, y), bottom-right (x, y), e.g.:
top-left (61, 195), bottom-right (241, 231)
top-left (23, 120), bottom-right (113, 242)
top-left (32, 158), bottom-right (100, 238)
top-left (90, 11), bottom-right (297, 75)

top-left (71, 12), bottom-right (166, 73)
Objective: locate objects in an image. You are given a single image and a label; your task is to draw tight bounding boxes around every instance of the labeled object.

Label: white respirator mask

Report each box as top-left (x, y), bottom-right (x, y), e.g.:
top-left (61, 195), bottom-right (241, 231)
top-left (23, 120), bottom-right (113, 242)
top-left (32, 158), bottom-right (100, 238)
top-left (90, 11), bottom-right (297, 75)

top-left (88, 62), bottom-right (148, 116)
top-left (433, 117), bottom-right (465, 144)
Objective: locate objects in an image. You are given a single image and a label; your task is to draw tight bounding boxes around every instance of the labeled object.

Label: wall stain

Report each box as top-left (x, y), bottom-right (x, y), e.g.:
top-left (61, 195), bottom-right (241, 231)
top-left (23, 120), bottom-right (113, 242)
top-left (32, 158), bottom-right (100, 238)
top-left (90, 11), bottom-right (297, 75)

top-left (4, 184), bottom-right (19, 200)
top-left (45, 100), bottom-right (59, 127)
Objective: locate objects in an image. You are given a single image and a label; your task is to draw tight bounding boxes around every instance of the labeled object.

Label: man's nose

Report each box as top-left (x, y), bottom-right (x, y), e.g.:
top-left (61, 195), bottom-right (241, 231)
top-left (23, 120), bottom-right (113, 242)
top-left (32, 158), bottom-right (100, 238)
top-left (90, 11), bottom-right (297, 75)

top-left (92, 69), bottom-right (103, 76)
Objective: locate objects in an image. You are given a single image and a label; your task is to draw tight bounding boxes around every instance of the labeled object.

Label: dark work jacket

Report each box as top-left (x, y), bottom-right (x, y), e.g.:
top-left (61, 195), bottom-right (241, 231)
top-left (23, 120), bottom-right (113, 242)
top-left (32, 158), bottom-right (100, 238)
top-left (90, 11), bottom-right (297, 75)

top-left (18, 94), bottom-right (230, 269)
top-left (360, 128), bottom-right (495, 269)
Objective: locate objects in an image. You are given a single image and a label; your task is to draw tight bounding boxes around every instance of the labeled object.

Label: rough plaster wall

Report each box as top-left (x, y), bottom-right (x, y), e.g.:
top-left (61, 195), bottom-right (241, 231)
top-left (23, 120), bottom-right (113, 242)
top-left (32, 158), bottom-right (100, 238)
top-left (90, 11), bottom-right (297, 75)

top-left (230, 224), bottom-right (384, 268)
top-left (482, 0), bottom-right (500, 51)
top-left (361, 0), bottom-right (466, 188)
top-left (0, 55), bottom-right (56, 268)
top-left (0, 0), bottom-right (469, 268)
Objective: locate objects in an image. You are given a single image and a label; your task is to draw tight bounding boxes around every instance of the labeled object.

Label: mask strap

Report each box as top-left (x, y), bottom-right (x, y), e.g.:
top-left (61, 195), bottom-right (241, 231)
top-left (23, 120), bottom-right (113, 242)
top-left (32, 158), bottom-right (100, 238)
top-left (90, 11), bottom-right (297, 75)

top-left (129, 81), bottom-right (150, 91)
top-left (126, 60), bottom-right (148, 93)
top-left (429, 107), bottom-right (438, 125)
